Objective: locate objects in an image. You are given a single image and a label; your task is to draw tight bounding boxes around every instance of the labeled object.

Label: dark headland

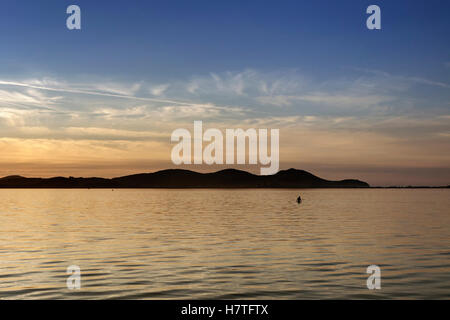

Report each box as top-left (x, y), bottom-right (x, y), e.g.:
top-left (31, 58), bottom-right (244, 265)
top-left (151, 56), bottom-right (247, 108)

top-left (0, 169), bottom-right (369, 188)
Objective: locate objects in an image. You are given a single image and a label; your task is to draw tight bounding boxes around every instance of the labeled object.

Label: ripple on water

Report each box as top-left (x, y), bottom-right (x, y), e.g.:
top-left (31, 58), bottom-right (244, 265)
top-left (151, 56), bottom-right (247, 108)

top-left (0, 189), bottom-right (449, 299)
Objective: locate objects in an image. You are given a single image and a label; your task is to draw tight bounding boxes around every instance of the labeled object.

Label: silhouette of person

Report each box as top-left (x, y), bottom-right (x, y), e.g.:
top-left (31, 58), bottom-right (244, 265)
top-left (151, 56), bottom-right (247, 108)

top-left (297, 196), bottom-right (302, 204)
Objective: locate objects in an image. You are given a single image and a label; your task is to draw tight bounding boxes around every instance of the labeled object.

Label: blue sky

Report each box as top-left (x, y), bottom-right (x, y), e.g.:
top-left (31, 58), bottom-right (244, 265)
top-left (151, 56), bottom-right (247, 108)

top-left (0, 0), bottom-right (449, 185)
top-left (1, 0), bottom-right (449, 80)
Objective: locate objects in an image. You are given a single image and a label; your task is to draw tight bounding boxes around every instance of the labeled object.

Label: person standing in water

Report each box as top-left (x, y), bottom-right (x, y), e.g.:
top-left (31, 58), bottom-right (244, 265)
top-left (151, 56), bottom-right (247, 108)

top-left (297, 195), bottom-right (302, 204)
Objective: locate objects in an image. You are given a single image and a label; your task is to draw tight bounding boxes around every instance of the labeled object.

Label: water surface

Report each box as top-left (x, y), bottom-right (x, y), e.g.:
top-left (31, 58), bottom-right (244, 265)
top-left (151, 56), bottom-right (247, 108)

top-left (0, 189), bottom-right (449, 299)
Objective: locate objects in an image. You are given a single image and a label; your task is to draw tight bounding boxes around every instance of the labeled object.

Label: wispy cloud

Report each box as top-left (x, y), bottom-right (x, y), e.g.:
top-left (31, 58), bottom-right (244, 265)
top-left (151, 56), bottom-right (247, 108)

top-left (150, 83), bottom-right (170, 96)
top-left (354, 67), bottom-right (450, 89)
top-left (0, 80), bottom-right (193, 105)
top-left (257, 93), bottom-right (391, 109)
top-left (0, 88), bottom-right (62, 107)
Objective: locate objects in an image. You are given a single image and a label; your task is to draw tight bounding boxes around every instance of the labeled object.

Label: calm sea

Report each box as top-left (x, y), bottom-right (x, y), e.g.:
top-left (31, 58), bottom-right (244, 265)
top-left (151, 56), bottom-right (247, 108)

top-left (0, 189), bottom-right (449, 299)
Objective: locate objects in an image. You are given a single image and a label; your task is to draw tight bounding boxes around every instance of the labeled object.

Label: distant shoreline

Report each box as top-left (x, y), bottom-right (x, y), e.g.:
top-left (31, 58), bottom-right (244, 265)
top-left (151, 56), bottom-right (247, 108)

top-left (371, 186), bottom-right (449, 189)
top-left (0, 168), bottom-right (371, 189)
top-left (0, 169), bottom-right (448, 189)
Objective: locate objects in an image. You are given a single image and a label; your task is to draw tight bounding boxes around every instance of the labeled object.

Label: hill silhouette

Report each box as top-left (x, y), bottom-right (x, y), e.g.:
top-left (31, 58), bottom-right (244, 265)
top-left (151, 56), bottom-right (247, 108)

top-left (0, 169), bottom-right (369, 188)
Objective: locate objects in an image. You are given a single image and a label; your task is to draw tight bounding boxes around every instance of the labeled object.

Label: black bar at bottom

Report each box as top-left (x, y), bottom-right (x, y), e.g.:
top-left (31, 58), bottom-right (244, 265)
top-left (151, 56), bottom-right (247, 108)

top-left (0, 300), bottom-right (447, 319)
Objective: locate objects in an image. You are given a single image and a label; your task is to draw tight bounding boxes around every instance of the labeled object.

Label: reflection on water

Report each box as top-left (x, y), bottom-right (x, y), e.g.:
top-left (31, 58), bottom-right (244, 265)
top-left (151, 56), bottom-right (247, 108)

top-left (0, 189), bottom-right (449, 299)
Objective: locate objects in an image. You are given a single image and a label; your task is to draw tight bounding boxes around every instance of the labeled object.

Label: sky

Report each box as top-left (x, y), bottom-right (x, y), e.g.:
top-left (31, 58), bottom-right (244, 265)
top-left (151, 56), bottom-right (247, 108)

top-left (0, 0), bottom-right (449, 186)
